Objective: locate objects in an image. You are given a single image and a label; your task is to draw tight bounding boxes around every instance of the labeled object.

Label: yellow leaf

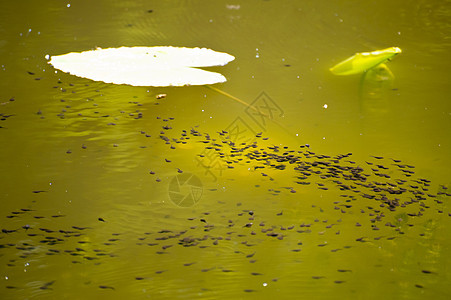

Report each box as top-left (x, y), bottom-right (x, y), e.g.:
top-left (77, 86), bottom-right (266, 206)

top-left (330, 47), bottom-right (401, 75)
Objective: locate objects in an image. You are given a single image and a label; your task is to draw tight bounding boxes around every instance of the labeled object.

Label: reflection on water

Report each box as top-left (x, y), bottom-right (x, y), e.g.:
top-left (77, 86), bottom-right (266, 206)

top-left (358, 62), bottom-right (398, 137)
top-left (359, 63), bottom-right (395, 105)
top-left (0, 0), bottom-right (450, 299)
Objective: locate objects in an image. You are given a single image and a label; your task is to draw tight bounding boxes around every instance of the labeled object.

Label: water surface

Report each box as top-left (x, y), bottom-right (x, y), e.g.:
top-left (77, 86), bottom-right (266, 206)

top-left (1, 1), bottom-right (450, 299)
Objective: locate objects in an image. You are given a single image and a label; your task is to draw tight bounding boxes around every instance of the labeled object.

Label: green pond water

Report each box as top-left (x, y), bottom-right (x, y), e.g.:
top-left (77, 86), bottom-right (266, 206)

top-left (1, 0), bottom-right (450, 299)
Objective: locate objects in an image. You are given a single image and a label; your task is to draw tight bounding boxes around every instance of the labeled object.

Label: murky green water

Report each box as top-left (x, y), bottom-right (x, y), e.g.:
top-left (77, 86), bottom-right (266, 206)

top-left (1, 1), bottom-right (450, 299)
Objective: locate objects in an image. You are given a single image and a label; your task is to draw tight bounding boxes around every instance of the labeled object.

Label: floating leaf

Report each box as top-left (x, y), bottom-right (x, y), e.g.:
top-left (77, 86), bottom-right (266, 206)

top-left (48, 46), bottom-right (235, 87)
top-left (330, 47), bottom-right (401, 75)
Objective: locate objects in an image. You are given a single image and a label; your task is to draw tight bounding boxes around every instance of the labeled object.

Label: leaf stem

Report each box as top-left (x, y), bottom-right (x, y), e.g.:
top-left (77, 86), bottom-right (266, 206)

top-left (205, 85), bottom-right (292, 136)
top-left (204, 85), bottom-right (268, 117)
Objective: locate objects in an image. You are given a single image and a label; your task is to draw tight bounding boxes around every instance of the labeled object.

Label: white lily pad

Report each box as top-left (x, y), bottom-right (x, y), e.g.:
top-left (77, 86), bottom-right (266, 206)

top-left (48, 46), bottom-right (235, 87)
